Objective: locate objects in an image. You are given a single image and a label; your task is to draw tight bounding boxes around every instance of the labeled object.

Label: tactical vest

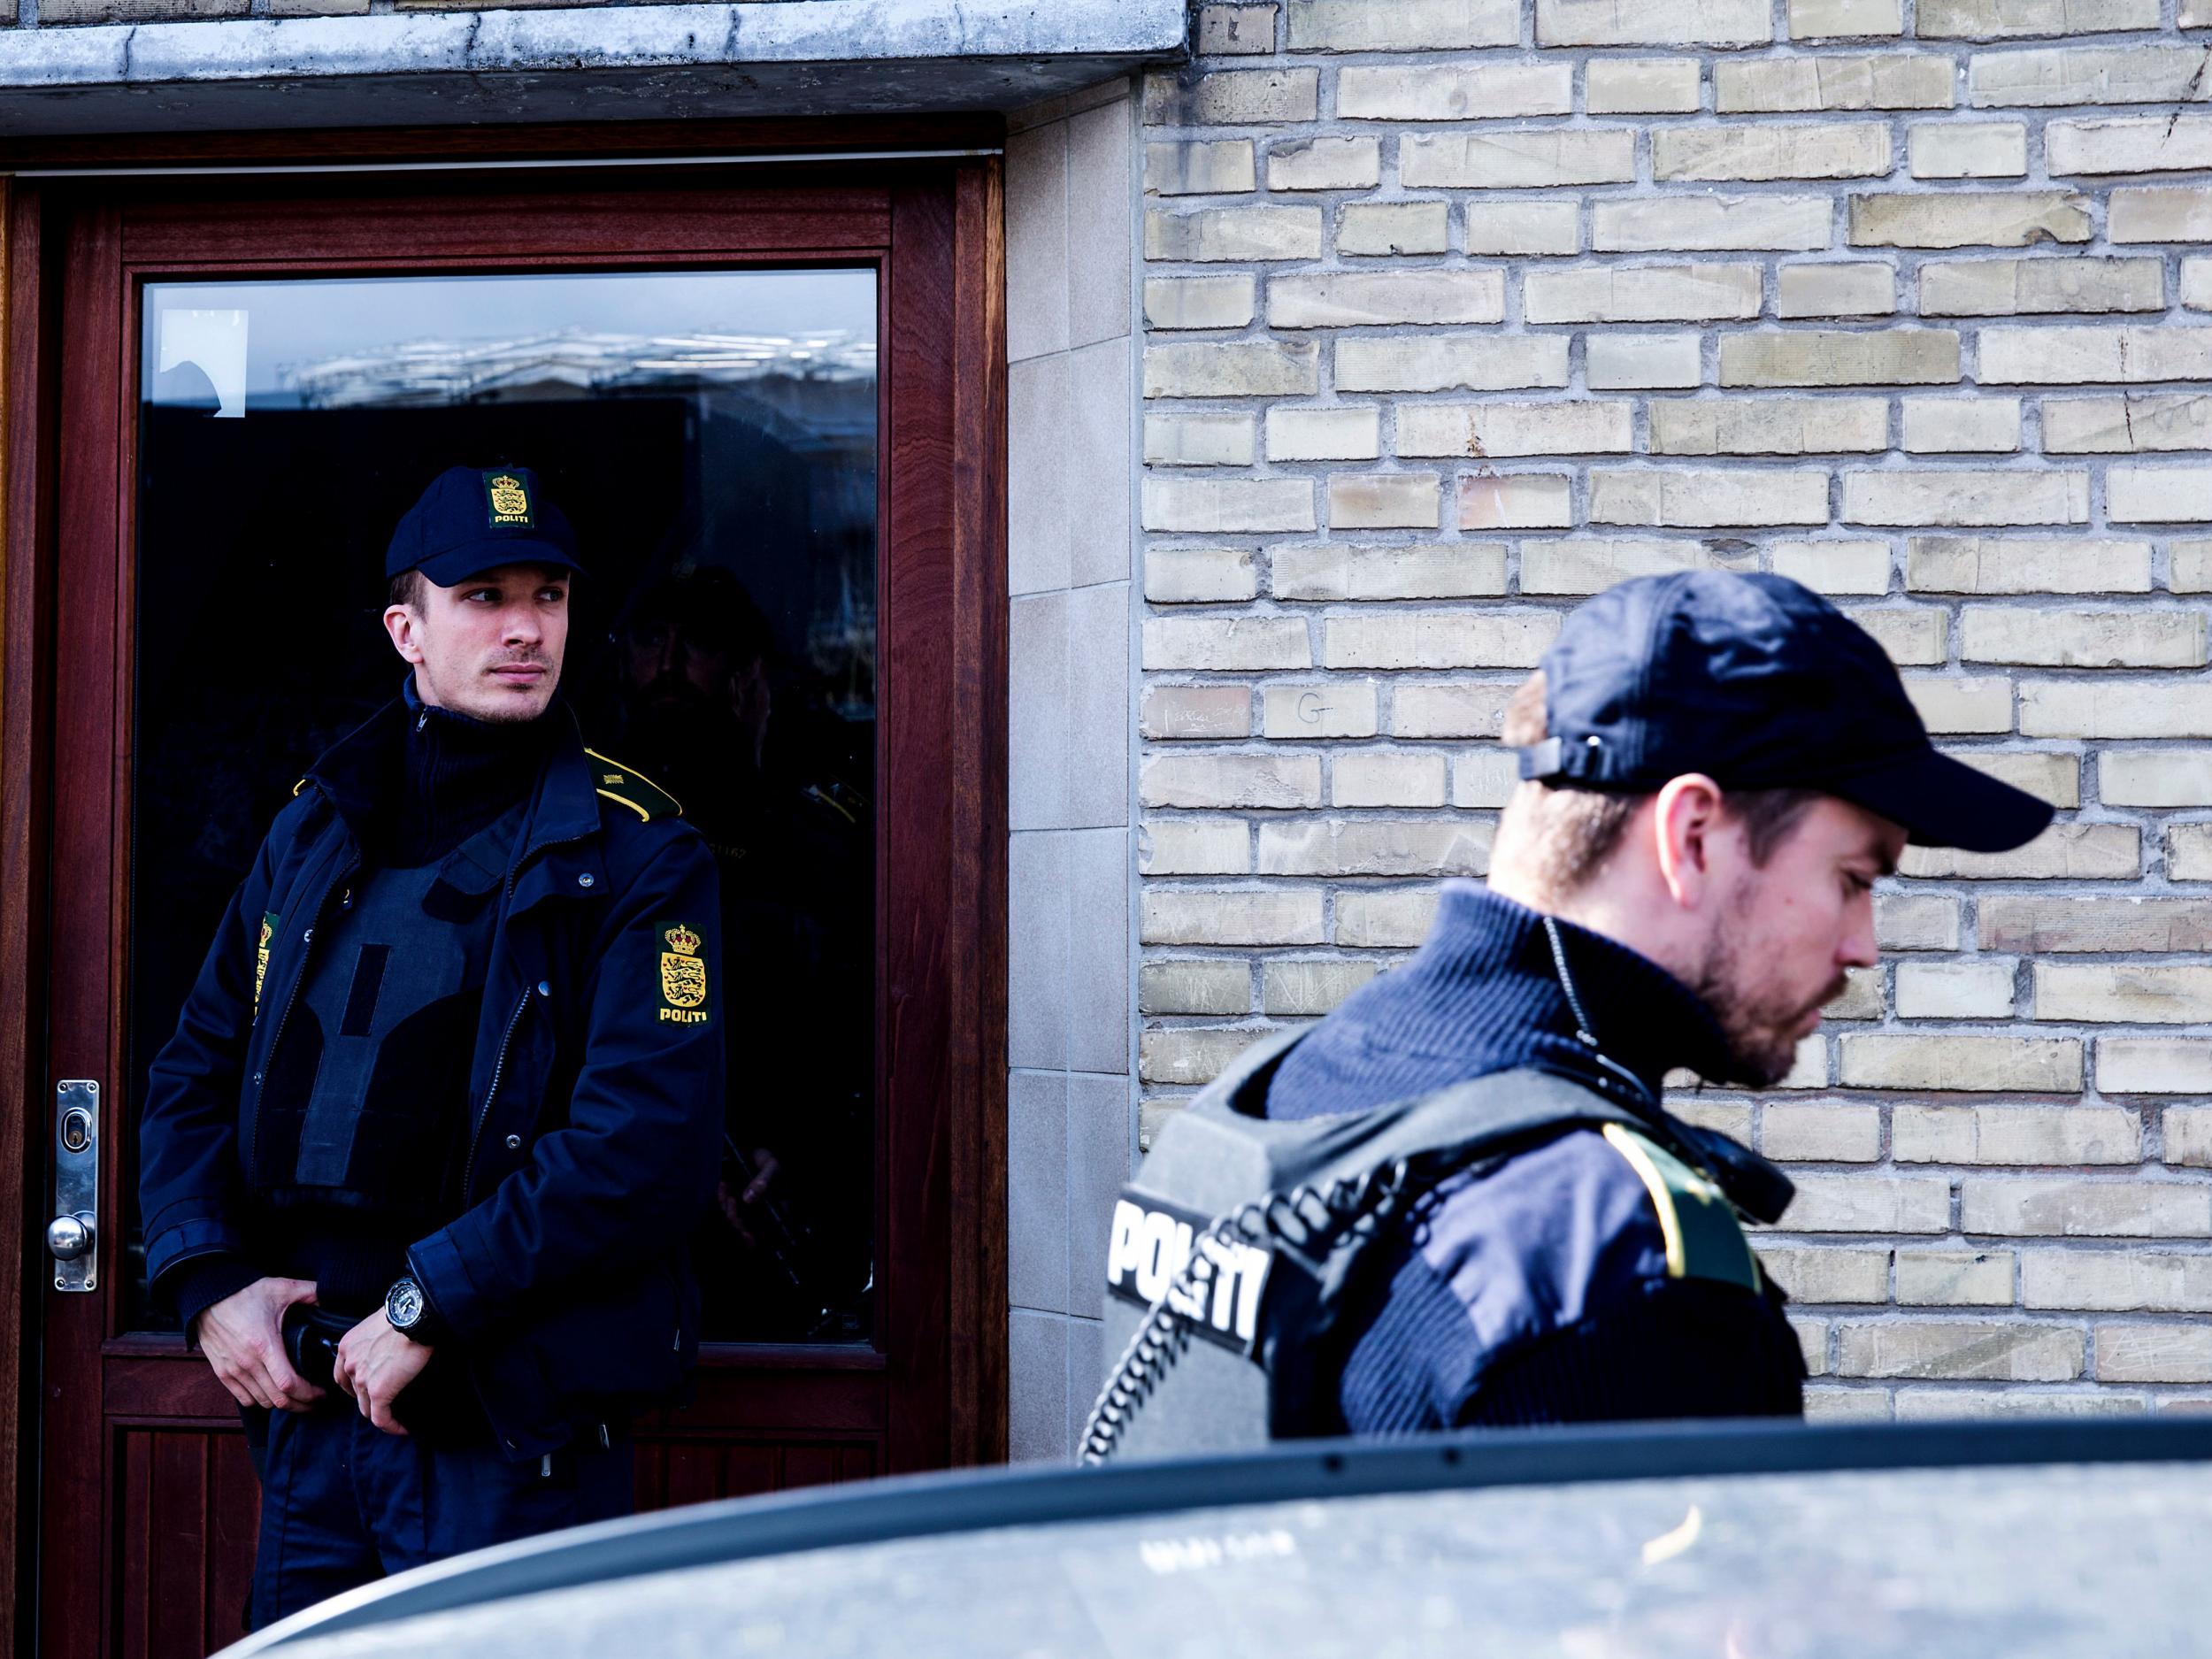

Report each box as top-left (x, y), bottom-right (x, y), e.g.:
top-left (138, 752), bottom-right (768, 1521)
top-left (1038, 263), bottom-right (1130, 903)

top-left (1085, 1027), bottom-right (1786, 1463)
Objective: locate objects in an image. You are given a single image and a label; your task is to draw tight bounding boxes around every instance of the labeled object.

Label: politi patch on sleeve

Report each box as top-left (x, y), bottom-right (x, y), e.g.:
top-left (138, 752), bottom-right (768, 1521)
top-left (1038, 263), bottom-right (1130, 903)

top-left (254, 911), bottom-right (278, 1021)
top-left (657, 920), bottom-right (710, 1025)
top-left (483, 471), bottom-right (534, 528)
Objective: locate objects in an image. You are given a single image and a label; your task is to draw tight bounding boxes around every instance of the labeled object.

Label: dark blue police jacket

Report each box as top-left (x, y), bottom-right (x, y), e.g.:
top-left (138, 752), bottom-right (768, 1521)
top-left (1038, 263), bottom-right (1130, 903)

top-left (137, 697), bottom-right (725, 1460)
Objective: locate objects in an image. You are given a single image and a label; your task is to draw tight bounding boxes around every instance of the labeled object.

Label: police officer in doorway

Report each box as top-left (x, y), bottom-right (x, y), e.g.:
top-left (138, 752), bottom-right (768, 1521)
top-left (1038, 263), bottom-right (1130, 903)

top-left (136, 465), bottom-right (724, 1625)
top-left (1090, 572), bottom-right (2055, 1457)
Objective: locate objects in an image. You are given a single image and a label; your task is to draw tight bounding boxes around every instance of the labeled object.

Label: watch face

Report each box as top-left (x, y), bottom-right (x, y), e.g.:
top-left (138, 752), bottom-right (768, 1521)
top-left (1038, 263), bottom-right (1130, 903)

top-left (388, 1281), bottom-right (423, 1327)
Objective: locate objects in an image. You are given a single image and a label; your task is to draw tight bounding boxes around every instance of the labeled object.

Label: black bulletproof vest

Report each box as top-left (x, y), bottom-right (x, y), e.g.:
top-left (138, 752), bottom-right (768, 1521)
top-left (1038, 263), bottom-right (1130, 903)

top-left (252, 803), bottom-right (523, 1230)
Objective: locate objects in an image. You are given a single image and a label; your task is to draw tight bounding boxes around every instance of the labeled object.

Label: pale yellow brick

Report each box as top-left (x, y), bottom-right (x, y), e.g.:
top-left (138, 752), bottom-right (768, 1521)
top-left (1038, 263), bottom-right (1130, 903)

top-left (1935, 262), bottom-right (2164, 326)
top-left (1141, 818), bottom-right (1253, 876)
top-left (1909, 120), bottom-right (2028, 179)
top-left (1927, 0), bottom-right (2157, 35)
top-left (1520, 537), bottom-right (1759, 595)
top-left (1793, 1316), bottom-right (1832, 1374)
top-left (2046, 395), bottom-right (2212, 454)
top-left (1772, 538), bottom-right (1893, 594)
top-left (1879, 892), bottom-right (1963, 951)
top-left (2107, 188), bottom-right (2212, 243)
top-left (1146, 206), bottom-right (1324, 264)
top-left (1143, 68), bottom-right (1319, 126)
top-left (1402, 131), bottom-right (1636, 190)
top-left (1897, 959), bottom-right (2016, 1020)
top-left (1258, 818), bottom-right (1493, 877)
top-left (1589, 469), bottom-right (1830, 527)
top-left (1262, 680), bottom-right (1381, 738)
top-left (1323, 609), bottom-right (1560, 670)
top-left (1895, 1103), bottom-right (2139, 1164)
top-left (1654, 122), bottom-right (1892, 181)
top-left (1964, 45), bottom-right (2212, 109)
top-left (1141, 887), bottom-right (1325, 946)
top-left (1264, 407), bottom-right (1380, 463)
top-left (1538, 0), bottom-right (1770, 46)
top-left (1896, 1249), bottom-right (2016, 1307)
top-left (1139, 957), bottom-right (1250, 1016)
top-left (1593, 196), bottom-right (1832, 252)
top-left (1396, 401), bottom-right (1634, 459)
top-left (1144, 340), bottom-right (1319, 399)
top-left (1719, 329), bottom-right (1961, 386)
top-left (2098, 1325), bottom-right (2212, 1383)
top-left (1463, 202), bottom-right (1581, 257)
top-left (1271, 542), bottom-right (1508, 603)
top-left (1337, 202), bottom-right (1450, 257)
top-left (2101, 1041), bottom-right (2212, 1094)
top-left (1901, 824), bottom-right (2138, 879)
top-left (1265, 136), bottom-right (1380, 192)
top-left (1904, 673), bottom-right (2014, 733)
top-left (1778, 263), bottom-right (1898, 318)
top-left (2047, 114), bottom-right (2212, 175)
top-left (1144, 615), bottom-right (1312, 671)
top-left (1146, 141), bottom-right (1256, 197)
top-left (1718, 54), bottom-right (1953, 113)
top-left (1334, 887), bottom-right (1441, 949)
top-left (1839, 1322), bottom-right (2080, 1381)
top-left (1839, 1033), bottom-right (2084, 1091)
top-left (1850, 191), bottom-right (2091, 249)
top-left (1524, 264), bottom-right (1761, 324)
top-left (2174, 541), bottom-right (2212, 593)
top-left (1672, 1098), bottom-right (1755, 1141)
top-left (1261, 957), bottom-right (1381, 1017)
top-left (1328, 473), bottom-right (1440, 531)
top-left (1843, 470), bottom-right (2087, 527)
top-left (1585, 334), bottom-right (1701, 389)
top-left (1789, 0), bottom-right (1902, 35)
top-left (1759, 1245), bottom-right (1891, 1303)
top-left (1962, 606), bottom-right (2207, 669)
top-left (1142, 752), bottom-right (1322, 810)
top-left (2110, 465), bottom-right (2212, 524)
top-left (1141, 1026), bottom-right (1263, 1087)
top-left (1982, 326), bottom-right (2212, 385)
top-left (1269, 270), bottom-right (1504, 329)
top-left (1985, 900), bottom-right (2212, 964)
top-left (1954, 748), bottom-right (2078, 808)
top-left (1392, 681), bottom-right (1516, 738)
top-left (2183, 260), bottom-right (2212, 311)
top-left (1145, 545), bottom-right (1259, 604)
top-left (1144, 413), bottom-right (1257, 469)
top-left (2020, 681), bottom-right (2212, 738)
top-left (2103, 749), bottom-right (2212, 807)
top-left (1337, 63), bottom-right (1573, 122)
top-left (1907, 535), bottom-right (2152, 595)
top-left (1765, 1101), bottom-right (1883, 1161)
top-left (1142, 478), bottom-right (1315, 535)
top-left (1331, 750), bottom-right (1448, 809)
top-left (1586, 58), bottom-right (1701, 114)
top-left (1337, 336), bottom-right (1571, 394)
top-left (2037, 963), bottom-right (2212, 1024)
top-left (1196, 3), bottom-right (1275, 54)
top-left (2169, 1106), bottom-right (2212, 1163)
top-left (1649, 396), bottom-right (1886, 455)
top-left (1144, 274), bottom-right (1256, 332)
top-left (1783, 1172), bottom-right (1953, 1231)
top-left (1285, 0), bottom-right (1518, 50)
top-left (1139, 1099), bottom-right (1188, 1156)
top-left (1901, 397), bottom-right (2020, 454)
top-left (1450, 747), bottom-right (1521, 809)
top-left (1144, 685), bottom-right (1252, 741)
top-left (2024, 1250), bottom-right (2212, 1313)
top-left (1456, 472), bottom-right (1574, 530)
top-left (1894, 1387), bottom-right (2144, 1419)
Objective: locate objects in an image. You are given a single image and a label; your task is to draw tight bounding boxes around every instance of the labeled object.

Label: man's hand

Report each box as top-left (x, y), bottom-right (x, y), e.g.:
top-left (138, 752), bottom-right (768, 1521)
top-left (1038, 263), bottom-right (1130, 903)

top-left (193, 1277), bottom-right (324, 1412)
top-left (716, 1148), bottom-right (781, 1249)
top-left (332, 1310), bottom-right (433, 1437)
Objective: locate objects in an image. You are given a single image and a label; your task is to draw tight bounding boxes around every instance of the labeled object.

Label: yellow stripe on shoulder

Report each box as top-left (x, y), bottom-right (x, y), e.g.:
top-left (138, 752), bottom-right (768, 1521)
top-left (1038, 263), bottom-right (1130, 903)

top-left (1600, 1124), bottom-right (1762, 1294)
top-left (584, 748), bottom-right (682, 821)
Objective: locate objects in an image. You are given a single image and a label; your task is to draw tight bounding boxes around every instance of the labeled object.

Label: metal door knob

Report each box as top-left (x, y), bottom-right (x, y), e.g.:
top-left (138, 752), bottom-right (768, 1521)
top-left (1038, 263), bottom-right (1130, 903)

top-left (46, 1214), bottom-right (94, 1261)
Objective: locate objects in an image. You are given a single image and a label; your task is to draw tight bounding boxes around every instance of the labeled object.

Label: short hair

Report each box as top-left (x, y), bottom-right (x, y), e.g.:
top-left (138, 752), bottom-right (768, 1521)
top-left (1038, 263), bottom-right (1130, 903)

top-left (1499, 671), bottom-right (1818, 897)
top-left (387, 569), bottom-right (427, 613)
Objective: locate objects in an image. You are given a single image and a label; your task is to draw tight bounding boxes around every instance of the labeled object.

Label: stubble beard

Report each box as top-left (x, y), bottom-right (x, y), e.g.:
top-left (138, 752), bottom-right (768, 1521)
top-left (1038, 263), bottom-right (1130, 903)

top-left (1688, 895), bottom-right (1843, 1089)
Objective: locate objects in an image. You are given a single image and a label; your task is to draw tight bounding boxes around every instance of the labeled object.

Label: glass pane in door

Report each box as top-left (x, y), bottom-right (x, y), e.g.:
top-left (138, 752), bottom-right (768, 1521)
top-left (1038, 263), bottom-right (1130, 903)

top-left (128, 270), bottom-right (879, 1344)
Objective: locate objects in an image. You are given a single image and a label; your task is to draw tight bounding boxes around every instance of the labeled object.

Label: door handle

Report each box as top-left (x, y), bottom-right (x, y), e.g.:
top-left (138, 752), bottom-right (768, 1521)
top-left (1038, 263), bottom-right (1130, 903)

top-left (49, 1079), bottom-right (98, 1293)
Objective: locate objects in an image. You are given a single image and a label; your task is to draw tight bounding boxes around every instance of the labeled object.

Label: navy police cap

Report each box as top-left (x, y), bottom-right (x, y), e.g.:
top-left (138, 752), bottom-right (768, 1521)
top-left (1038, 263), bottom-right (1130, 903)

top-left (386, 465), bottom-right (585, 588)
top-left (1518, 570), bottom-right (2053, 853)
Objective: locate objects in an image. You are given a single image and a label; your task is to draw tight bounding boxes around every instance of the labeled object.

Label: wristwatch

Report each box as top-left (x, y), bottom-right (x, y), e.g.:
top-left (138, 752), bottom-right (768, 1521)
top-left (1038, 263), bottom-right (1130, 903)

top-left (386, 1277), bottom-right (439, 1344)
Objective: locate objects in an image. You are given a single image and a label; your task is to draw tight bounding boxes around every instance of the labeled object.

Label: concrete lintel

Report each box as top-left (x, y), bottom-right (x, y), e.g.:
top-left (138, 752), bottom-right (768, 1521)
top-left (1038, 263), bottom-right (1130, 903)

top-left (0, 0), bottom-right (1186, 135)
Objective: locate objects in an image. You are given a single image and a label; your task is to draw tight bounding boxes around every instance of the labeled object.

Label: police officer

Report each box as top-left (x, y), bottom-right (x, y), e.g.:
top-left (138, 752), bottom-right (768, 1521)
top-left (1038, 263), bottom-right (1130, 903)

top-left (136, 465), bottom-right (724, 1625)
top-left (1090, 572), bottom-right (2055, 1456)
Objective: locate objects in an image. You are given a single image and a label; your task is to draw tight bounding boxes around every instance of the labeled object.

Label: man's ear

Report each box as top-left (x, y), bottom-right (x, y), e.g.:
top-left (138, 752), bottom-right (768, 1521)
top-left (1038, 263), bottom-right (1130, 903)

top-left (1652, 773), bottom-right (1727, 911)
top-left (382, 604), bottom-right (426, 665)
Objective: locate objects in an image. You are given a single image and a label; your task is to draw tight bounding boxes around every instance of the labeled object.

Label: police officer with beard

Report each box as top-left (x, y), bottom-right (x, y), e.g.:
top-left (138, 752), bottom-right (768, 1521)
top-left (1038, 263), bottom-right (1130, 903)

top-left (137, 465), bottom-right (724, 1624)
top-left (1089, 572), bottom-right (2056, 1457)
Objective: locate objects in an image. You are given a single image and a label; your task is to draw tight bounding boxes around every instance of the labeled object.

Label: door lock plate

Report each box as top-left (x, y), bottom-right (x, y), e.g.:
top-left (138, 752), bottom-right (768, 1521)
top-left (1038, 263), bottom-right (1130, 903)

top-left (51, 1080), bottom-right (97, 1293)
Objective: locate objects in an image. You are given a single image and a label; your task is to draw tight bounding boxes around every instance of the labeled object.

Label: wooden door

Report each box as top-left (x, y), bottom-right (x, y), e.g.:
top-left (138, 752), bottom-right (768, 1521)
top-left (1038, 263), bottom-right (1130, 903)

top-left (11, 152), bottom-right (1005, 1658)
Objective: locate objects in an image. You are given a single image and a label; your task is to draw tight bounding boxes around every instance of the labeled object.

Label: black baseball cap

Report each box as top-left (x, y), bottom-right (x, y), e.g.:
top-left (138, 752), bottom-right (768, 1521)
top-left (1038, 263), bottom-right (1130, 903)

top-left (386, 465), bottom-right (585, 588)
top-left (1517, 571), bottom-right (2053, 853)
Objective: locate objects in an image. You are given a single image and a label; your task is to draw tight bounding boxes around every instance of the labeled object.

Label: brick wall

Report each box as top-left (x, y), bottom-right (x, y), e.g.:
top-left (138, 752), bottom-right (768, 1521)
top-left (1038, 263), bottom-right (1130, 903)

top-left (1139, 0), bottom-right (2212, 1419)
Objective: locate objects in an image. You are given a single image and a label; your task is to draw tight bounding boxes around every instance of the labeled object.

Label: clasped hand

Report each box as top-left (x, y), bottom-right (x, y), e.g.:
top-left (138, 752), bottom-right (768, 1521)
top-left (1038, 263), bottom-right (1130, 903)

top-left (195, 1276), bottom-right (430, 1435)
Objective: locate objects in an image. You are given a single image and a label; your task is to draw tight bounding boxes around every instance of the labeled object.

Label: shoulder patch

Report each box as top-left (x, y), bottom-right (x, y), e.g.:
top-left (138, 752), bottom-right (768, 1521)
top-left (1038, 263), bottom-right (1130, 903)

top-left (1600, 1125), bottom-right (1763, 1294)
top-left (584, 748), bottom-right (682, 823)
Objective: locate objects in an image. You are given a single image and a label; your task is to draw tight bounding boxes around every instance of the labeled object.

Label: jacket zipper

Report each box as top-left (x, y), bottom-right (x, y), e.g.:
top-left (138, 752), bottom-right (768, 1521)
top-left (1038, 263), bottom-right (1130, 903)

top-left (245, 854), bottom-right (356, 1182)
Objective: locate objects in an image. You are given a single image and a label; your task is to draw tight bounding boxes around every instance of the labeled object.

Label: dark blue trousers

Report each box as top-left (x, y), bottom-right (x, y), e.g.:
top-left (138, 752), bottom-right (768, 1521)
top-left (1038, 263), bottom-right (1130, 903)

top-left (245, 1406), bottom-right (634, 1631)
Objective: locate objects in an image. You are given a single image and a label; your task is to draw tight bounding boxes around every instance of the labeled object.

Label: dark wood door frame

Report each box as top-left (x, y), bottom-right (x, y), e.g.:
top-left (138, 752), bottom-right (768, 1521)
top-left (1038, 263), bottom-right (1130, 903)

top-left (0, 123), bottom-right (1007, 1657)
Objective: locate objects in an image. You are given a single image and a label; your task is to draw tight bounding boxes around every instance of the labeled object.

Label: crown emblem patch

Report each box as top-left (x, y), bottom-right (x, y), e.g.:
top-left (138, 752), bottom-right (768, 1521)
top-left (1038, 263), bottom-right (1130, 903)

top-left (657, 920), bottom-right (709, 1021)
top-left (484, 472), bottom-right (534, 527)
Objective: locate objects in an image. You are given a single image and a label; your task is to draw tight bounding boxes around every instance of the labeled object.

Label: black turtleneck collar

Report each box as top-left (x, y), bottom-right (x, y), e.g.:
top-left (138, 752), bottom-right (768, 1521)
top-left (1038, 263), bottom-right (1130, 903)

top-left (383, 678), bottom-right (554, 867)
top-left (1266, 880), bottom-right (1739, 1122)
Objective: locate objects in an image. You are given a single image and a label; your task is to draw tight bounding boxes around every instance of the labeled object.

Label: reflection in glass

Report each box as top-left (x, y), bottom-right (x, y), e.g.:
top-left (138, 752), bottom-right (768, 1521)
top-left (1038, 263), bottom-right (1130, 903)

top-left (131, 271), bottom-right (878, 1344)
